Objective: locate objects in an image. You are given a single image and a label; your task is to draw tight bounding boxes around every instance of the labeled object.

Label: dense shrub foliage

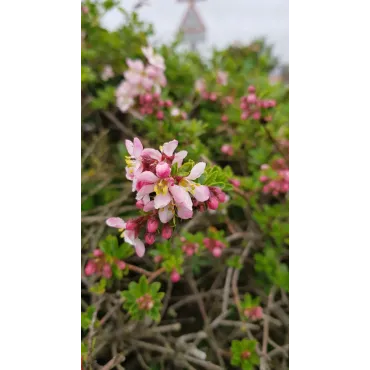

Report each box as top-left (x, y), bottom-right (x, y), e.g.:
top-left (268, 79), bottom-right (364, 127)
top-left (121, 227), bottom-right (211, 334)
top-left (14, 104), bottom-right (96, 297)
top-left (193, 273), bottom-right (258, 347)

top-left (82, 1), bottom-right (289, 369)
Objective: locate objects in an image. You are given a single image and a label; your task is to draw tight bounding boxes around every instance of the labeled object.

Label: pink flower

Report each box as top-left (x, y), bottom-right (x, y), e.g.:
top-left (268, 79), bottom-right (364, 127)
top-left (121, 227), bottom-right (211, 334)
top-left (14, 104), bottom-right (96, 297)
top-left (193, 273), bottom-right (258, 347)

top-left (221, 115), bottom-right (228, 123)
top-left (125, 137), bottom-right (144, 188)
top-left (221, 144), bottom-right (233, 156)
top-left (116, 81), bottom-right (135, 112)
top-left (248, 85), bottom-right (256, 93)
top-left (195, 78), bottom-right (206, 93)
top-left (101, 65), bottom-right (114, 81)
top-left (216, 70), bottom-right (228, 85)
top-left (142, 46), bottom-right (166, 70)
top-left (106, 217), bottom-right (146, 257)
top-left (178, 162), bottom-right (210, 203)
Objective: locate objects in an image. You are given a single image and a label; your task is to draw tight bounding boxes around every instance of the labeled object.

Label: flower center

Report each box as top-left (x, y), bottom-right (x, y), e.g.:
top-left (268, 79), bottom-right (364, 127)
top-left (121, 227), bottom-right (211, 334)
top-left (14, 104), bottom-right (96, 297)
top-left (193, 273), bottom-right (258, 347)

top-left (154, 179), bottom-right (169, 195)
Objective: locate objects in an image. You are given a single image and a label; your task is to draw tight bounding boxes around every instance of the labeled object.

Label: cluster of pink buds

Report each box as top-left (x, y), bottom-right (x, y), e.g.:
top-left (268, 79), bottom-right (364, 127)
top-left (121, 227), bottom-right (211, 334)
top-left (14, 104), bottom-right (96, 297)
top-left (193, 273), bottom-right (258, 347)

top-left (137, 92), bottom-right (173, 119)
top-left (84, 249), bottom-right (126, 278)
top-left (203, 238), bottom-right (226, 257)
top-left (194, 70), bottom-right (229, 102)
top-left (116, 46), bottom-right (167, 113)
top-left (260, 159), bottom-right (289, 196)
top-left (243, 306), bottom-right (263, 321)
top-left (240, 85), bottom-right (276, 121)
top-left (106, 138), bottom-right (227, 257)
top-left (180, 237), bottom-right (199, 257)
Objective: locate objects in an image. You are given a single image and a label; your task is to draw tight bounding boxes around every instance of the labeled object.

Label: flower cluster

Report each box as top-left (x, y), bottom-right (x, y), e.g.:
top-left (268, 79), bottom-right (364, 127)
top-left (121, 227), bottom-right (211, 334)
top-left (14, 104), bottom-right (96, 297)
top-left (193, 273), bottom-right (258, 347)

top-left (203, 237), bottom-right (226, 258)
top-left (240, 85), bottom-right (276, 121)
top-left (194, 70), bottom-right (229, 101)
top-left (137, 92), bottom-right (172, 119)
top-left (260, 159), bottom-right (289, 196)
top-left (84, 249), bottom-right (126, 279)
top-left (106, 138), bottom-right (227, 257)
top-left (180, 236), bottom-right (200, 257)
top-left (116, 46), bottom-right (167, 113)
top-left (101, 65), bottom-right (114, 81)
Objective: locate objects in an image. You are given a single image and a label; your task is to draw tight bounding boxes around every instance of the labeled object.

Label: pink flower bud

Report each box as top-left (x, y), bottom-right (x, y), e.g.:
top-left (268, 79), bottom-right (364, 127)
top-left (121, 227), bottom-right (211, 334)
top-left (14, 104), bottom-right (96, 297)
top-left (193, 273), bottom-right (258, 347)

top-left (165, 100), bottom-right (173, 107)
top-left (161, 224), bottom-right (172, 239)
top-left (180, 236), bottom-right (186, 243)
top-left (154, 255), bottom-right (163, 263)
top-left (260, 175), bottom-right (268, 182)
top-left (145, 233), bottom-right (156, 245)
top-left (125, 220), bottom-right (137, 230)
top-left (171, 270), bottom-right (180, 283)
top-left (116, 260), bottom-right (126, 270)
top-left (93, 249), bottom-right (104, 257)
top-left (216, 191), bottom-right (227, 203)
top-left (156, 111), bottom-right (164, 120)
top-left (241, 111), bottom-right (249, 120)
top-left (144, 93), bottom-right (152, 103)
top-left (240, 102), bottom-right (248, 110)
top-left (147, 107), bottom-right (153, 115)
top-left (212, 247), bottom-right (222, 257)
top-left (248, 85), bottom-right (256, 93)
top-left (208, 196), bottom-right (219, 210)
top-left (247, 94), bottom-right (257, 104)
top-left (282, 183), bottom-right (289, 192)
top-left (156, 161), bottom-right (171, 179)
top-left (221, 115), bottom-right (228, 123)
top-left (221, 144), bottom-right (233, 156)
top-left (102, 264), bottom-right (112, 279)
top-left (147, 217), bottom-right (159, 233)
top-left (230, 179), bottom-right (241, 187)
top-left (252, 111), bottom-right (261, 120)
top-left (136, 200), bottom-right (144, 209)
top-left (84, 261), bottom-right (97, 276)
top-left (253, 306), bottom-right (263, 319)
top-left (209, 92), bottom-right (217, 101)
top-left (203, 238), bottom-right (211, 248)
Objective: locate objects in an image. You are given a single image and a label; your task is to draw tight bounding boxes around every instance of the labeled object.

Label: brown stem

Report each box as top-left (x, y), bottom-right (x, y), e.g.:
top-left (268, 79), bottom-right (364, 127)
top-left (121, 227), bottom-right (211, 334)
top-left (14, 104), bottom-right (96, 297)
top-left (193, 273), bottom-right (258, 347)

top-left (126, 263), bottom-right (152, 277)
top-left (148, 266), bottom-right (166, 283)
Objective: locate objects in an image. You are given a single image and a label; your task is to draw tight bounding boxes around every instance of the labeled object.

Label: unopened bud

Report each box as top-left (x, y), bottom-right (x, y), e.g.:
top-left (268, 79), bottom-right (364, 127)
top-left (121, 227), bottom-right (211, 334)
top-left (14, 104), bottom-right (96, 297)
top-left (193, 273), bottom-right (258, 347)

top-left (147, 217), bottom-right (159, 233)
top-left (161, 224), bottom-right (172, 239)
top-left (170, 270), bottom-right (180, 283)
top-left (145, 233), bottom-right (156, 245)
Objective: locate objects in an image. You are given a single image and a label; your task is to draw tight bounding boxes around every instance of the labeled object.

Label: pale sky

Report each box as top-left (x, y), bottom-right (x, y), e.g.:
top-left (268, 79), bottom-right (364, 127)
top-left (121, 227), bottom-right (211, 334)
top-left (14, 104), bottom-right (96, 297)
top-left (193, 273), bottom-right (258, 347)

top-left (102, 0), bottom-right (289, 64)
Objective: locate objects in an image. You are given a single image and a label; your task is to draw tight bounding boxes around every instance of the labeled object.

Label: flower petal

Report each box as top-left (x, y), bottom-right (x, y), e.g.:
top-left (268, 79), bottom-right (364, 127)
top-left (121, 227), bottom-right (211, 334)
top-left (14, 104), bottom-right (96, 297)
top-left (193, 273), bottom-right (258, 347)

top-left (173, 150), bottom-right (188, 166)
top-left (162, 140), bottom-right (178, 156)
top-left (158, 205), bottom-right (174, 223)
top-left (134, 239), bottom-right (145, 257)
top-left (177, 205), bottom-right (193, 219)
top-left (136, 184), bottom-right (155, 200)
top-left (125, 140), bottom-right (134, 156)
top-left (154, 193), bottom-right (172, 209)
top-left (170, 185), bottom-right (193, 210)
top-left (137, 171), bottom-right (159, 183)
top-left (106, 217), bottom-right (126, 229)
top-left (133, 137), bottom-right (143, 158)
top-left (143, 200), bottom-right (155, 212)
top-left (123, 229), bottom-right (136, 245)
top-left (193, 185), bottom-right (210, 202)
top-left (186, 162), bottom-right (206, 180)
top-left (141, 148), bottom-right (162, 161)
